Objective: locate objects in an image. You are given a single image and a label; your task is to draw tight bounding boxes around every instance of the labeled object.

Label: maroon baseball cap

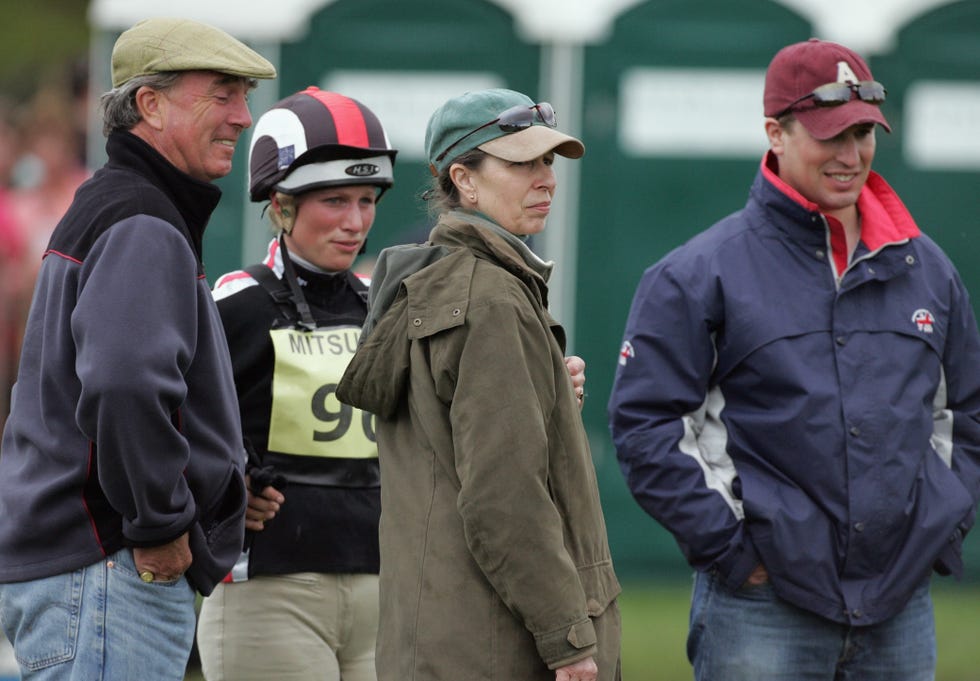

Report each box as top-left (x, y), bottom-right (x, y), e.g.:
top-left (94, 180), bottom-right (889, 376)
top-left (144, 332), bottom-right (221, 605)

top-left (764, 38), bottom-right (891, 140)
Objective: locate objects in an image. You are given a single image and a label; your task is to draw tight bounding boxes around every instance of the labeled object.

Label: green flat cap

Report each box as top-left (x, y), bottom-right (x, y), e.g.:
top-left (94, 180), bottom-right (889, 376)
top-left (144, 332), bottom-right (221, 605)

top-left (111, 17), bottom-right (276, 87)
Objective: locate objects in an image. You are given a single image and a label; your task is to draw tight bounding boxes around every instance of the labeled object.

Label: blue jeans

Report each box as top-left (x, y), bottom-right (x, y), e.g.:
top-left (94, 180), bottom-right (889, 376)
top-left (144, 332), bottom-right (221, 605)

top-left (0, 548), bottom-right (196, 680)
top-left (687, 571), bottom-right (936, 681)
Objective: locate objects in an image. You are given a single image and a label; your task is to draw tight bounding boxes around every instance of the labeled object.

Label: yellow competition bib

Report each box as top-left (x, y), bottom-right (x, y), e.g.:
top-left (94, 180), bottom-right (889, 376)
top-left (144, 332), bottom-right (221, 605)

top-left (267, 325), bottom-right (377, 458)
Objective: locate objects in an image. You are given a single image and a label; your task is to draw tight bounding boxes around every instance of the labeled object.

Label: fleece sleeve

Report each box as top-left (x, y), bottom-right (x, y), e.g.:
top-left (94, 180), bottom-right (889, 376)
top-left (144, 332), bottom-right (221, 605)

top-left (73, 216), bottom-right (199, 546)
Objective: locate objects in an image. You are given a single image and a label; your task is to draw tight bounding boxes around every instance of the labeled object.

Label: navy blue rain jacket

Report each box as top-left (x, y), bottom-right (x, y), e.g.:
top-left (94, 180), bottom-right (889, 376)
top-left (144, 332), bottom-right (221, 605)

top-left (609, 152), bottom-right (980, 625)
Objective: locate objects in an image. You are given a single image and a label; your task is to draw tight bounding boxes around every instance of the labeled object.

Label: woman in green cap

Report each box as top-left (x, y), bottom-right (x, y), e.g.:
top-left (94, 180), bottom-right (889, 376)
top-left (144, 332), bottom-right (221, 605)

top-left (338, 88), bottom-right (621, 681)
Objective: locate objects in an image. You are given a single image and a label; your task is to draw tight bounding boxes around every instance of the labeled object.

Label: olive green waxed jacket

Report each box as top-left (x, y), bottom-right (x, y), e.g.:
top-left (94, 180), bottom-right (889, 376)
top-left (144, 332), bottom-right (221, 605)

top-left (338, 212), bottom-right (621, 680)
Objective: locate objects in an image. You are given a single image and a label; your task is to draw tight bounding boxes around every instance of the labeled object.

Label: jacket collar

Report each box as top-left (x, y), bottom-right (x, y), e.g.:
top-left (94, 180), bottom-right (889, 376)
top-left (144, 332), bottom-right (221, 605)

top-left (431, 210), bottom-right (553, 305)
top-left (106, 131), bottom-right (222, 261)
top-left (758, 151), bottom-right (920, 253)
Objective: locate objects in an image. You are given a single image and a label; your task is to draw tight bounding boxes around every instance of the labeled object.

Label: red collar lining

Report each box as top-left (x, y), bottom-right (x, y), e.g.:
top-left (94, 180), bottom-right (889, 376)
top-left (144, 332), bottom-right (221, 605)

top-left (761, 152), bottom-right (920, 266)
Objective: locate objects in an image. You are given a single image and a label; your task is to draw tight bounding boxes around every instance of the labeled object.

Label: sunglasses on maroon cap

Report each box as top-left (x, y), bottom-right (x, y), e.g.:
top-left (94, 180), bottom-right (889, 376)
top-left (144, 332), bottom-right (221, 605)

top-left (435, 102), bottom-right (558, 164)
top-left (774, 80), bottom-right (887, 119)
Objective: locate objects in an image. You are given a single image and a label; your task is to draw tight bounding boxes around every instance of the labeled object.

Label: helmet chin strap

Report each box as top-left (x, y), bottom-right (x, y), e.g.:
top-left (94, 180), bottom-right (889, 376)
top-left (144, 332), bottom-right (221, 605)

top-left (277, 233), bottom-right (317, 331)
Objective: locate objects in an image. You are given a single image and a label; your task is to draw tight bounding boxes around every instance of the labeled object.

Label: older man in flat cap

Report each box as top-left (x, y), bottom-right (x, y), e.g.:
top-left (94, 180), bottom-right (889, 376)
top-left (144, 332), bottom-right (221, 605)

top-left (0, 17), bottom-right (275, 680)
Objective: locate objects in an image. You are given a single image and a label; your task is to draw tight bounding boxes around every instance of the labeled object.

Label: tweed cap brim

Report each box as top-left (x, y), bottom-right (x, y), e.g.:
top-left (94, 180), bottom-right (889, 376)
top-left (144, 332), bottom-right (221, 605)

top-left (111, 17), bottom-right (276, 88)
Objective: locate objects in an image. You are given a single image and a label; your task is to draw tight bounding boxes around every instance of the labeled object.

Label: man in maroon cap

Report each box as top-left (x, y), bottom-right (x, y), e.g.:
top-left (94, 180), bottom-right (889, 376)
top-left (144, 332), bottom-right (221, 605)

top-left (609, 38), bottom-right (980, 680)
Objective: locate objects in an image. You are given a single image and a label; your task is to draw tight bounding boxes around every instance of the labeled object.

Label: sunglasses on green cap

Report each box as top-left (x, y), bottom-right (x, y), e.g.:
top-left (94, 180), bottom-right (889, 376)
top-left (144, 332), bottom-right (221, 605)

top-left (435, 102), bottom-right (557, 164)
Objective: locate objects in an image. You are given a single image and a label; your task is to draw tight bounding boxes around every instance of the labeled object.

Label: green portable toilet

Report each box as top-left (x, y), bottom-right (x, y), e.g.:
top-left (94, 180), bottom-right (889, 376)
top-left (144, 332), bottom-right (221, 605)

top-left (576, 0), bottom-right (812, 579)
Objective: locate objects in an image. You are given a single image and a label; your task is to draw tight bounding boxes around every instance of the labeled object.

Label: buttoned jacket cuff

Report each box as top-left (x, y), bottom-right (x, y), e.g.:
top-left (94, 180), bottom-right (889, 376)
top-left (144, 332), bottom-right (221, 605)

top-left (536, 617), bottom-right (598, 670)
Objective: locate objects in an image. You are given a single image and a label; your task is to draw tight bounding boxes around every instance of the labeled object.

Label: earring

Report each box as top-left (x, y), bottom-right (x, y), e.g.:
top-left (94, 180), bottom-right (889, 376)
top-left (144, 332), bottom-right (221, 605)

top-left (280, 208), bottom-right (290, 217)
top-left (470, 194), bottom-right (476, 202)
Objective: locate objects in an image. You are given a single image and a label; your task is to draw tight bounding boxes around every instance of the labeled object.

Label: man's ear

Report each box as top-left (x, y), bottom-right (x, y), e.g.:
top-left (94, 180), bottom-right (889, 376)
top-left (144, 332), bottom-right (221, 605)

top-left (765, 117), bottom-right (785, 155)
top-left (134, 86), bottom-right (165, 131)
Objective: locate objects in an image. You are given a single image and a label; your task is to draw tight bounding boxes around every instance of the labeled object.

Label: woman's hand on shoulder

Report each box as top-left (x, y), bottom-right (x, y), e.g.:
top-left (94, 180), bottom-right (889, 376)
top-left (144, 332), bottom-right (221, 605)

top-left (565, 355), bottom-right (586, 408)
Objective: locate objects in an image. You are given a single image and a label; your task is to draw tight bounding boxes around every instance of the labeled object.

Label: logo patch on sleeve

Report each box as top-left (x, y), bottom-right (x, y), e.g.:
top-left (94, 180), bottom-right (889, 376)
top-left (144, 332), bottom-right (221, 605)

top-left (618, 340), bottom-right (635, 366)
top-left (911, 308), bottom-right (935, 333)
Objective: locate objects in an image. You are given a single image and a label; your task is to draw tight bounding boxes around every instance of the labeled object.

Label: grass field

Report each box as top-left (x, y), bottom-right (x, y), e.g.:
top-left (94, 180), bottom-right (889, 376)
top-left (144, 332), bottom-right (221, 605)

top-left (184, 580), bottom-right (980, 681)
top-left (617, 580), bottom-right (980, 681)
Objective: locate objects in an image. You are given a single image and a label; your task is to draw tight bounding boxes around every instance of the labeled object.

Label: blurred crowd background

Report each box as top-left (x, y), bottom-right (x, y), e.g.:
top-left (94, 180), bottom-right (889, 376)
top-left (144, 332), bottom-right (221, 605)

top-left (0, 1), bottom-right (90, 432)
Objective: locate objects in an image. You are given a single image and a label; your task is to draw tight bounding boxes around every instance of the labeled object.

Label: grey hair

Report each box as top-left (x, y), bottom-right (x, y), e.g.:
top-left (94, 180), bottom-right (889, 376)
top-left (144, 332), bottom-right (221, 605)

top-left (99, 72), bottom-right (184, 137)
top-left (423, 148), bottom-right (488, 216)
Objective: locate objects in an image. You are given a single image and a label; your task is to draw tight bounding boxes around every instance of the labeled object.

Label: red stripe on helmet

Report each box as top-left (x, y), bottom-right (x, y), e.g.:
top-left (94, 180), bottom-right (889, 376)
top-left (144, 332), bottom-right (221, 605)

top-left (304, 88), bottom-right (370, 147)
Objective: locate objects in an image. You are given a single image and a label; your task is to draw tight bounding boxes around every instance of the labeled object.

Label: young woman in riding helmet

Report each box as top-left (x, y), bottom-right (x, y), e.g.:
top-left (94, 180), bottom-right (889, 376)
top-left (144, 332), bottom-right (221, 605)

top-left (197, 87), bottom-right (396, 681)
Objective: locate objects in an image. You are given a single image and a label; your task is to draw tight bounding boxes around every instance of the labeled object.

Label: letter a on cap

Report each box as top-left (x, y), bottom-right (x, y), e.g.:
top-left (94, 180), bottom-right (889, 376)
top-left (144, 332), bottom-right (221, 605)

top-left (836, 61), bottom-right (860, 84)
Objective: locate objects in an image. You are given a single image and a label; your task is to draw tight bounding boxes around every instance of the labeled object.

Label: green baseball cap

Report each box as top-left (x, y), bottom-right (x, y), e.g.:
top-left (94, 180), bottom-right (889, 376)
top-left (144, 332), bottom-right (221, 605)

top-left (425, 88), bottom-right (584, 175)
top-left (111, 17), bottom-right (277, 88)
